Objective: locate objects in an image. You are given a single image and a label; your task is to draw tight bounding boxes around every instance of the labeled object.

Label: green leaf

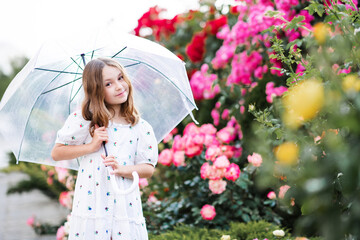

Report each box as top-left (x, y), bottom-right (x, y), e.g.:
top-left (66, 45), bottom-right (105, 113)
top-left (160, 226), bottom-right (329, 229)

top-left (305, 2), bottom-right (325, 17)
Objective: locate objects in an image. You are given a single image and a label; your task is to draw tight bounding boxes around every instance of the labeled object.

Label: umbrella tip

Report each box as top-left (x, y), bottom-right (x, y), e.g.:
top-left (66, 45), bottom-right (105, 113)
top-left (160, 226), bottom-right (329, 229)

top-left (81, 53), bottom-right (86, 66)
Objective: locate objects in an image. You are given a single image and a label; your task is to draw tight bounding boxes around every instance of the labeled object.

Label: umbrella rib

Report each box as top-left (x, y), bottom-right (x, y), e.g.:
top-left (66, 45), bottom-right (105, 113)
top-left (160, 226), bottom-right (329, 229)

top-left (41, 77), bottom-right (82, 95)
top-left (18, 58), bottom-right (81, 162)
top-left (124, 62), bottom-right (141, 68)
top-left (70, 57), bottom-right (83, 71)
top-left (34, 68), bottom-right (82, 75)
top-left (113, 56), bottom-right (198, 110)
top-left (70, 85), bottom-right (83, 103)
top-left (111, 47), bottom-right (127, 59)
top-left (69, 56), bottom-right (84, 114)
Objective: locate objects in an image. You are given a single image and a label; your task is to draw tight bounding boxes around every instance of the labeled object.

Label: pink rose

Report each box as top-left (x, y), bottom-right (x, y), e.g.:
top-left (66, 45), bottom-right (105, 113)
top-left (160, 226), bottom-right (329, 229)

top-left (183, 122), bottom-right (200, 136)
top-left (211, 109), bottom-right (220, 126)
top-left (200, 204), bottom-right (216, 220)
top-left (193, 134), bottom-right (205, 145)
top-left (214, 155), bottom-right (230, 169)
top-left (217, 126), bottom-right (236, 143)
top-left (55, 167), bottom-right (69, 184)
top-left (205, 145), bottom-right (221, 161)
top-left (221, 109), bottom-right (230, 119)
top-left (208, 166), bottom-right (226, 180)
top-left (279, 185), bottom-right (290, 199)
top-left (27, 216), bottom-right (35, 226)
top-left (247, 153), bottom-right (263, 167)
top-left (172, 135), bottom-right (185, 151)
top-left (199, 124), bottom-right (217, 135)
top-left (200, 162), bottom-right (211, 179)
top-left (173, 150), bottom-right (186, 167)
top-left (267, 191), bottom-right (276, 199)
top-left (225, 163), bottom-right (241, 181)
top-left (209, 179), bottom-right (227, 194)
top-left (56, 226), bottom-right (66, 240)
top-left (158, 149), bottom-right (173, 166)
top-left (220, 145), bottom-right (234, 159)
top-left (139, 178), bottom-right (149, 188)
top-left (203, 134), bottom-right (219, 147)
top-left (162, 132), bottom-right (173, 143)
top-left (47, 177), bottom-right (53, 185)
top-left (59, 191), bottom-right (73, 209)
top-left (147, 192), bottom-right (159, 205)
top-left (185, 144), bottom-right (203, 158)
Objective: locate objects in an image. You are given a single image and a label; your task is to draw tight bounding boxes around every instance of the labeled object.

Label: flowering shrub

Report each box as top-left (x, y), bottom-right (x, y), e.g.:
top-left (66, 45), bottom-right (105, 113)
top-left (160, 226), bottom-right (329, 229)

top-left (134, 0), bottom-right (334, 232)
top-left (246, 0), bottom-right (360, 239)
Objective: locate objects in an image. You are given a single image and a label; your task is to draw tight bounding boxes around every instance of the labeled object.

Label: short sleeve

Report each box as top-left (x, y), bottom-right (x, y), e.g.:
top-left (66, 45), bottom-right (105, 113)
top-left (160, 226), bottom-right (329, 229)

top-left (55, 111), bottom-right (90, 146)
top-left (135, 119), bottom-right (158, 167)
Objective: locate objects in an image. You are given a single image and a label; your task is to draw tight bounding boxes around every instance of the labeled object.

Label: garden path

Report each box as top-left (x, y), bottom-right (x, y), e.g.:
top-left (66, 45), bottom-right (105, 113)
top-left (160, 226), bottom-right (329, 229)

top-left (0, 171), bottom-right (69, 240)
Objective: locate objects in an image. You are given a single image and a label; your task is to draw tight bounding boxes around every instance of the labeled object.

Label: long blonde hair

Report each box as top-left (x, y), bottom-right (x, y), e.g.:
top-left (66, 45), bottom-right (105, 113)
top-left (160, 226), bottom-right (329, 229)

top-left (81, 58), bottom-right (139, 136)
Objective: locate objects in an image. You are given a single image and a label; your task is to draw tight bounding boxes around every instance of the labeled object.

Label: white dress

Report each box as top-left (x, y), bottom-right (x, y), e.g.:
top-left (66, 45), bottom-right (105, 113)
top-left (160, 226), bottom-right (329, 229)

top-left (55, 111), bottom-right (158, 240)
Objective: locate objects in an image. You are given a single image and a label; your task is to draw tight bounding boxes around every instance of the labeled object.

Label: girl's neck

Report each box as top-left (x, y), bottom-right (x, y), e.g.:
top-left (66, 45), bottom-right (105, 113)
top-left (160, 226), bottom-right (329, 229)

top-left (108, 105), bottom-right (129, 125)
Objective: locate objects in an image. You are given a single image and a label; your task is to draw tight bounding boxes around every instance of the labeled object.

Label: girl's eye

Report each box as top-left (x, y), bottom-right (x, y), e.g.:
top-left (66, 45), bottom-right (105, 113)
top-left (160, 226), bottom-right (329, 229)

top-left (105, 82), bottom-right (111, 87)
top-left (118, 76), bottom-right (123, 81)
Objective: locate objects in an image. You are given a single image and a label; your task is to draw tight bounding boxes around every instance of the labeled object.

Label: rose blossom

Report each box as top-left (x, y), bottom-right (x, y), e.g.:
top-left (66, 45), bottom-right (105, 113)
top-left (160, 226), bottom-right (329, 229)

top-left (213, 155), bottom-right (230, 169)
top-left (27, 216), bottom-right (35, 226)
top-left (158, 149), bottom-right (173, 166)
top-left (209, 179), bottom-right (227, 194)
top-left (279, 185), bottom-right (290, 199)
top-left (139, 178), bottom-right (149, 188)
top-left (55, 167), bottom-right (69, 183)
top-left (200, 162), bottom-right (211, 179)
top-left (205, 145), bottom-right (221, 161)
top-left (56, 226), bottom-right (66, 240)
top-left (199, 123), bottom-right (217, 135)
top-left (173, 150), bottom-right (186, 167)
top-left (224, 163), bottom-right (241, 181)
top-left (267, 191), bottom-right (276, 199)
top-left (211, 109), bottom-right (220, 126)
top-left (59, 191), bottom-right (73, 209)
top-left (216, 126), bottom-right (236, 143)
top-left (247, 152), bottom-right (263, 167)
top-left (200, 204), bottom-right (216, 220)
top-left (172, 135), bottom-right (185, 151)
top-left (208, 165), bottom-right (226, 180)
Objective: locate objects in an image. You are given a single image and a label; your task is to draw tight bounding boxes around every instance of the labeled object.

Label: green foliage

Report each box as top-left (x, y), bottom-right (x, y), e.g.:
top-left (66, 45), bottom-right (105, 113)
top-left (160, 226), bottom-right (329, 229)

top-left (149, 221), bottom-right (322, 240)
top-left (1, 153), bottom-right (67, 199)
top-left (0, 57), bottom-right (28, 99)
top-left (144, 156), bottom-right (282, 233)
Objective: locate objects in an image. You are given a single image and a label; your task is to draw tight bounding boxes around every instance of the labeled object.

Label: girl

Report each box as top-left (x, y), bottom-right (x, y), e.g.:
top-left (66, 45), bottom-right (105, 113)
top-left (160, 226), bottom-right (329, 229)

top-left (51, 58), bottom-right (158, 240)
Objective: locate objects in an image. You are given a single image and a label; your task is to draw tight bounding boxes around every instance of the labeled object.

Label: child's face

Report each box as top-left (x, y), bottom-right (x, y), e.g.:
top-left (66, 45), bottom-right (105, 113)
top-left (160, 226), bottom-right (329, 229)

top-left (102, 65), bottom-right (129, 107)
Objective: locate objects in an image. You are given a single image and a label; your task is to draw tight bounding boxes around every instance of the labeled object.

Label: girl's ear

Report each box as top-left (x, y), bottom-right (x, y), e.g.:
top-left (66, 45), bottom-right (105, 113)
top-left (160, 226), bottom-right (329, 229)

top-left (95, 124), bottom-right (99, 129)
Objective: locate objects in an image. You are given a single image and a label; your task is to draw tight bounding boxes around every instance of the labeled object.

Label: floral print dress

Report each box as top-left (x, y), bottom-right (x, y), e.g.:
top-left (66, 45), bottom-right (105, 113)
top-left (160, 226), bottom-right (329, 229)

top-left (55, 111), bottom-right (158, 240)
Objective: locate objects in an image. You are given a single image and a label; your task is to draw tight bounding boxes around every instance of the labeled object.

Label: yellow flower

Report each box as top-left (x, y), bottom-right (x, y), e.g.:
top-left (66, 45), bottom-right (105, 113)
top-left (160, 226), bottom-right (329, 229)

top-left (282, 79), bottom-right (324, 129)
top-left (313, 22), bottom-right (329, 45)
top-left (274, 142), bottom-right (299, 165)
top-left (342, 74), bottom-right (360, 92)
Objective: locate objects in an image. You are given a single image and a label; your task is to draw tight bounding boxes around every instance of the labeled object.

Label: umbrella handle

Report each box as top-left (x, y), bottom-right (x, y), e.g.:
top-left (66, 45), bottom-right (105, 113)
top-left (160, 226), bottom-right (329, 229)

top-left (108, 170), bottom-right (139, 195)
top-left (102, 141), bottom-right (139, 195)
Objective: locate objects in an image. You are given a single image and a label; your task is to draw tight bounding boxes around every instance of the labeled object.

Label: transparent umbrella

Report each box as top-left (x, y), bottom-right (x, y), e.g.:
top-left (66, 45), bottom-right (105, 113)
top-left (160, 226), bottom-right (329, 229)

top-left (0, 26), bottom-right (197, 170)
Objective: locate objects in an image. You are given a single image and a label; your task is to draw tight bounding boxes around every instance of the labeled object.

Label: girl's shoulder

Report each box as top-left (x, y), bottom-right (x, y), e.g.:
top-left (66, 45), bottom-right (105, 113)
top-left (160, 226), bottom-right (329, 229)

top-left (66, 110), bottom-right (90, 125)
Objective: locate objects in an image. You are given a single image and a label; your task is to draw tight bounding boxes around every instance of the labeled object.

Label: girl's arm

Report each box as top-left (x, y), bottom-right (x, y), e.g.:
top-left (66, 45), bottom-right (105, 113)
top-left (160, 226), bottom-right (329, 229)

top-left (52, 126), bottom-right (108, 161)
top-left (102, 155), bottom-right (155, 179)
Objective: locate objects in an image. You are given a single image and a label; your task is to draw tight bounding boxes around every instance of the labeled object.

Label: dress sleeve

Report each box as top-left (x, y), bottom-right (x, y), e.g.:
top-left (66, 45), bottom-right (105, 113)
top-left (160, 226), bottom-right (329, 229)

top-left (55, 111), bottom-right (90, 146)
top-left (135, 119), bottom-right (158, 167)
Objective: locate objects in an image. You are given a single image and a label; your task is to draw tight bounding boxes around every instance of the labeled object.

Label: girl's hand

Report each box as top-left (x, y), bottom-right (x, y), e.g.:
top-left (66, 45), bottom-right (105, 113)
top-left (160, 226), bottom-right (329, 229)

top-left (101, 154), bottom-right (122, 176)
top-left (89, 124), bottom-right (108, 152)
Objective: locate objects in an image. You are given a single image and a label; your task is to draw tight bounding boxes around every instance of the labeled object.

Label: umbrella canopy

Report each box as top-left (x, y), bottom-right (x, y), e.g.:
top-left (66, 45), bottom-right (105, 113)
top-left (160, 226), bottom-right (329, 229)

top-left (0, 26), bottom-right (197, 170)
